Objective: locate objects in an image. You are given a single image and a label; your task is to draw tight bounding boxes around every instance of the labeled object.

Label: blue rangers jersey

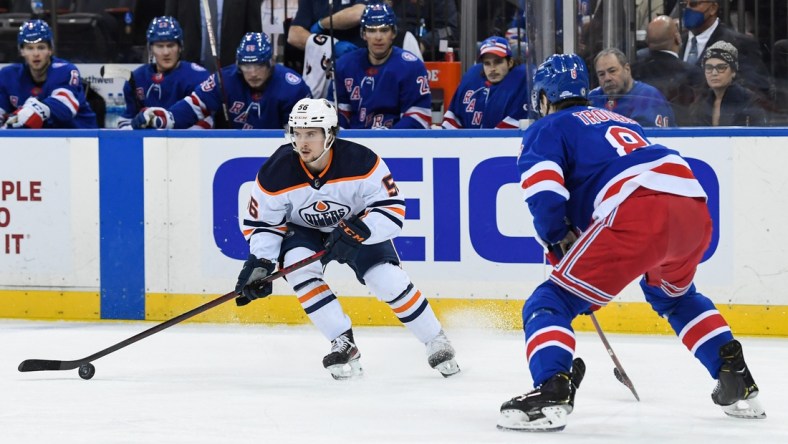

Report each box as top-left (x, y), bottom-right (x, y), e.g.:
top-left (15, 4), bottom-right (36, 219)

top-left (588, 81), bottom-right (675, 128)
top-left (241, 139), bottom-right (405, 262)
top-left (442, 64), bottom-right (531, 129)
top-left (334, 47), bottom-right (432, 129)
top-left (118, 62), bottom-right (211, 129)
top-left (169, 64), bottom-right (311, 129)
top-left (517, 105), bottom-right (706, 245)
top-left (0, 57), bottom-right (97, 128)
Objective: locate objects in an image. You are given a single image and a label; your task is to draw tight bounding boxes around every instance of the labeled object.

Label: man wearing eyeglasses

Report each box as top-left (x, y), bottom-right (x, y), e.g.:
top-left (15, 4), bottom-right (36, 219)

top-left (679, 0), bottom-right (772, 102)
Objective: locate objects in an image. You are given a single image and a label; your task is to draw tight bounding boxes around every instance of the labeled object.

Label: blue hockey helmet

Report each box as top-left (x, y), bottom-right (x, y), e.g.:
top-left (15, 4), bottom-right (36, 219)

top-left (360, 2), bottom-right (397, 36)
top-left (531, 53), bottom-right (589, 116)
top-left (18, 19), bottom-right (52, 48)
top-left (146, 16), bottom-right (184, 46)
top-left (236, 32), bottom-right (273, 64)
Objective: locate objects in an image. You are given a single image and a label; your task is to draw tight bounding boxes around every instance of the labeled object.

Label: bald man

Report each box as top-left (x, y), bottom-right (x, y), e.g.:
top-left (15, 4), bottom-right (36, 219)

top-left (631, 15), bottom-right (704, 126)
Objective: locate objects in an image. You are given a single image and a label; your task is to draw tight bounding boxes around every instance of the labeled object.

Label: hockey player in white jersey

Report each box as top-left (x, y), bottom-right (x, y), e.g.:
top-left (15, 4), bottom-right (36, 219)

top-left (235, 98), bottom-right (459, 380)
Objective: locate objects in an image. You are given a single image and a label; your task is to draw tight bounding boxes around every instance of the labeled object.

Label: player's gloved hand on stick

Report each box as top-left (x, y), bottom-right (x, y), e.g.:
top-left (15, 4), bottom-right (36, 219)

top-left (131, 107), bottom-right (174, 129)
top-left (235, 254), bottom-right (276, 306)
top-left (322, 215), bottom-right (371, 265)
top-left (545, 230), bottom-right (578, 266)
top-left (580, 303), bottom-right (601, 316)
top-left (333, 40), bottom-right (358, 58)
top-left (4, 97), bottom-right (50, 128)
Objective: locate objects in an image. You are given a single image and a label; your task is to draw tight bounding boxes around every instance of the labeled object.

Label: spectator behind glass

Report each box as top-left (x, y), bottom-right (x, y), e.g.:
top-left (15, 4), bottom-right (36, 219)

top-left (589, 48), bottom-right (675, 127)
top-left (442, 36), bottom-right (531, 129)
top-left (287, 0), bottom-right (366, 57)
top-left (631, 15), bottom-right (705, 126)
top-left (131, 32), bottom-right (311, 130)
top-left (390, 0), bottom-right (459, 61)
top-left (691, 41), bottom-right (766, 126)
top-left (679, 0), bottom-right (773, 102)
top-left (165, 0), bottom-right (263, 72)
top-left (0, 20), bottom-right (97, 129)
top-left (117, 16), bottom-right (212, 129)
top-left (332, 3), bottom-right (432, 129)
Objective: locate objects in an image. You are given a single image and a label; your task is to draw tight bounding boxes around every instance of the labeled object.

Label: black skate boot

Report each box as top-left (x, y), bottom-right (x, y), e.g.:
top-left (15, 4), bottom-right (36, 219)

top-left (322, 329), bottom-right (363, 380)
top-left (426, 330), bottom-right (460, 377)
top-left (498, 358), bottom-right (586, 432)
top-left (711, 340), bottom-right (766, 419)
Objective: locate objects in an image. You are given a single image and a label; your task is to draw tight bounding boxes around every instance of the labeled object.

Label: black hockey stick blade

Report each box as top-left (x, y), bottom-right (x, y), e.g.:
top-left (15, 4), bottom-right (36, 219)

top-left (589, 313), bottom-right (640, 401)
top-left (613, 366), bottom-right (640, 402)
top-left (19, 359), bottom-right (81, 372)
top-left (18, 250), bottom-right (326, 374)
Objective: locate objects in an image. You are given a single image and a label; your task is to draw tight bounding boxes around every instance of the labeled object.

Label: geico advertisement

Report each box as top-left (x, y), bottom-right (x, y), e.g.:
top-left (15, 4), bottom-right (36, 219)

top-left (0, 137), bottom-right (99, 287)
top-left (149, 135), bottom-right (731, 300)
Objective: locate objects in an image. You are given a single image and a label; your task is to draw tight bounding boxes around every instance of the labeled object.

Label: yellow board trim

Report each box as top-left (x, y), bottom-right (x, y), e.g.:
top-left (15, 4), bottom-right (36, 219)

top-left (145, 293), bottom-right (788, 337)
top-left (0, 290), bottom-right (100, 320)
top-left (2, 290), bottom-right (784, 337)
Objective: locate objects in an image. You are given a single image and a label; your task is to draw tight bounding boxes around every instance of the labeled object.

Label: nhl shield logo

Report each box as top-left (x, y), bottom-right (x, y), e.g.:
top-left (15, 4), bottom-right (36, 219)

top-left (570, 68), bottom-right (577, 79)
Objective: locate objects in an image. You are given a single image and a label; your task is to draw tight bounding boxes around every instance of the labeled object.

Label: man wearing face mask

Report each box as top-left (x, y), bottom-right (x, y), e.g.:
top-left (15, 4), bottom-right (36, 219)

top-left (680, 0), bottom-right (773, 102)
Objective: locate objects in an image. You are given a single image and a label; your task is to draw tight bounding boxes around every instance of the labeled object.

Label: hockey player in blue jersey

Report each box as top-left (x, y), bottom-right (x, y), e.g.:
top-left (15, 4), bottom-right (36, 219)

top-left (0, 20), bottom-right (97, 129)
top-left (132, 32), bottom-right (311, 130)
top-left (589, 48), bottom-right (675, 127)
top-left (441, 36), bottom-right (531, 129)
top-left (332, 2), bottom-right (432, 129)
top-left (118, 16), bottom-right (211, 129)
top-left (235, 98), bottom-right (459, 379)
top-left (497, 54), bottom-right (764, 432)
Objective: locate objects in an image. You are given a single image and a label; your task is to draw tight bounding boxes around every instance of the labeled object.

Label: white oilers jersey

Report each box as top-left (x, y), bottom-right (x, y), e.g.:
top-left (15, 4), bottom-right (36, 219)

top-left (242, 138), bottom-right (406, 262)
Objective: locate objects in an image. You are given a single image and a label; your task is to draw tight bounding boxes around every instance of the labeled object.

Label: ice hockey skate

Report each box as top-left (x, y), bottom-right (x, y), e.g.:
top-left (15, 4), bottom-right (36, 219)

top-left (323, 329), bottom-right (363, 380)
top-left (497, 357), bottom-right (586, 432)
top-left (711, 340), bottom-right (766, 419)
top-left (426, 330), bottom-right (460, 377)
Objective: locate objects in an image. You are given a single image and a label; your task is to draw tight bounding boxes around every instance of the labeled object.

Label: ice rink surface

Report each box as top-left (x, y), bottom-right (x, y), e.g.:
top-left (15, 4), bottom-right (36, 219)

top-left (2, 319), bottom-right (786, 443)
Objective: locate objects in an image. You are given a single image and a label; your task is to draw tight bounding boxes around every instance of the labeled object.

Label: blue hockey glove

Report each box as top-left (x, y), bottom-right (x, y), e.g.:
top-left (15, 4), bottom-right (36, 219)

top-left (235, 254), bottom-right (276, 306)
top-left (310, 20), bottom-right (325, 34)
top-left (322, 215), bottom-right (371, 265)
top-left (333, 40), bottom-right (358, 58)
top-left (545, 230), bottom-right (578, 266)
top-left (131, 107), bottom-right (174, 129)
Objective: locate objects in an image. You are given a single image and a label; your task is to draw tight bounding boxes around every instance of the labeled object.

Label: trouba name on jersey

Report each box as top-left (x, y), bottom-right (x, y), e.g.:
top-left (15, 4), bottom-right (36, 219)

top-left (298, 201), bottom-right (350, 228)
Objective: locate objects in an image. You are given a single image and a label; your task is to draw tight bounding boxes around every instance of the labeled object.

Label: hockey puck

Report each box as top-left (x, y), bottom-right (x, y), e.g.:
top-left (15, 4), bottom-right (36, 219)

top-left (78, 363), bottom-right (95, 380)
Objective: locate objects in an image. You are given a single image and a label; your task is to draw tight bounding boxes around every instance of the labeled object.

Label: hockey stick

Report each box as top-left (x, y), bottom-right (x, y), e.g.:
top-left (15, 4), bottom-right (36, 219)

top-left (18, 250), bottom-right (326, 377)
top-left (589, 312), bottom-right (640, 401)
top-left (200, 0), bottom-right (230, 124)
top-left (327, 0), bottom-right (339, 107)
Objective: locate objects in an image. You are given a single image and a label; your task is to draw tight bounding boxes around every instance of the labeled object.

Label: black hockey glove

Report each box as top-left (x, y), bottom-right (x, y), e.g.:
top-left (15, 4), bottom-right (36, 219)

top-left (322, 215), bottom-right (371, 265)
top-left (235, 254), bottom-right (276, 306)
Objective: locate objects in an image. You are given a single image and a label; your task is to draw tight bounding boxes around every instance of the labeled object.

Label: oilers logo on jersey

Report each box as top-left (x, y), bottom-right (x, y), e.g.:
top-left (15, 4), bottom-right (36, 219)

top-left (299, 200), bottom-right (351, 228)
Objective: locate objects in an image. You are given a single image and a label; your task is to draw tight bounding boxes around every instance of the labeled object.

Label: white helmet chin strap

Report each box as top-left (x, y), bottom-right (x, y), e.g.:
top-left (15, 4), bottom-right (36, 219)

top-left (305, 133), bottom-right (334, 165)
top-left (291, 128), bottom-right (335, 165)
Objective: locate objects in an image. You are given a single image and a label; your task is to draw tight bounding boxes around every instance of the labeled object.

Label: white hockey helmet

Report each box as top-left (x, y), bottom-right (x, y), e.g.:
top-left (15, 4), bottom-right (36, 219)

top-left (287, 98), bottom-right (340, 157)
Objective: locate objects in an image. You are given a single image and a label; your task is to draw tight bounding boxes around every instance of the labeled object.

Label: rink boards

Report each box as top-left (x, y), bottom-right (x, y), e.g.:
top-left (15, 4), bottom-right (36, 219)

top-left (1, 129), bottom-right (786, 336)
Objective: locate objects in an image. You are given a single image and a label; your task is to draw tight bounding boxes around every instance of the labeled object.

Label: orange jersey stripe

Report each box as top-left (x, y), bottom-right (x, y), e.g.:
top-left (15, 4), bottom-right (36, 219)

top-left (298, 284), bottom-right (330, 304)
top-left (385, 206), bottom-right (406, 217)
top-left (393, 290), bottom-right (422, 314)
